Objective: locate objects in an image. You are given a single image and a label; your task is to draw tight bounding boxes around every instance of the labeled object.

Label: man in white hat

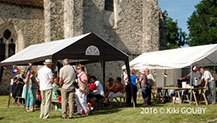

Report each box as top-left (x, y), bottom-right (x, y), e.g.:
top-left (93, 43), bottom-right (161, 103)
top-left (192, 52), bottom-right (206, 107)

top-left (37, 59), bottom-right (53, 119)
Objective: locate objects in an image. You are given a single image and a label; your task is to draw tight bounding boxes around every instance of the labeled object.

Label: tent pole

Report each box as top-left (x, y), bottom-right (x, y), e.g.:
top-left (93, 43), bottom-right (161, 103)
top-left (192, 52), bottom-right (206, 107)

top-left (0, 66), bottom-right (3, 83)
top-left (57, 61), bottom-right (61, 74)
top-left (164, 69), bottom-right (166, 87)
top-left (162, 69), bottom-right (166, 87)
top-left (24, 63), bottom-right (32, 111)
top-left (121, 68), bottom-right (123, 82)
top-left (125, 59), bottom-right (136, 109)
top-left (8, 65), bottom-right (15, 109)
top-left (162, 70), bottom-right (164, 87)
top-left (101, 61), bottom-right (106, 91)
top-left (52, 59), bottom-right (58, 72)
top-left (190, 65), bottom-right (193, 105)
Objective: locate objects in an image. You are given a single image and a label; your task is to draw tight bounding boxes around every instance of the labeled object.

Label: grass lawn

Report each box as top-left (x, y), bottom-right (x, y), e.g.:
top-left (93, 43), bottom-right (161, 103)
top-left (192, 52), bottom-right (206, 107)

top-left (0, 95), bottom-right (217, 123)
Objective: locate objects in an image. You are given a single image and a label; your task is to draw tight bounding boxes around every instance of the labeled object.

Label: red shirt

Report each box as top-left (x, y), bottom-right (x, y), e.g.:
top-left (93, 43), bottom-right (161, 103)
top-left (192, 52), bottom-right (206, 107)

top-left (118, 82), bottom-right (124, 94)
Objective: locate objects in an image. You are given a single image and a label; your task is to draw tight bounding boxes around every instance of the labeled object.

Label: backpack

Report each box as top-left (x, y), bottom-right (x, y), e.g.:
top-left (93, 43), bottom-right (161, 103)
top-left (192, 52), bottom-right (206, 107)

top-left (146, 79), bottom-right (153, 88)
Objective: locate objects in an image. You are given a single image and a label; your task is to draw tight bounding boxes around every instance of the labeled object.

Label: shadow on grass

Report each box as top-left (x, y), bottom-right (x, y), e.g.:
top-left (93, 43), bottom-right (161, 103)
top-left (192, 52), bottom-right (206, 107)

top-left (48, 108), bottom-right (121, 119)
top-left (49, 115), bottom-right (88, 119)
top-left (89, 108), bottom-right (121, 116)
top-left (48, 102), bottom-right (122, 119)
top-left (103, 101), bottom-right (167, 108)
top-left (0, 117), bottom-right (4, 120)
top-left (136, 103), bottom-right (166, 107)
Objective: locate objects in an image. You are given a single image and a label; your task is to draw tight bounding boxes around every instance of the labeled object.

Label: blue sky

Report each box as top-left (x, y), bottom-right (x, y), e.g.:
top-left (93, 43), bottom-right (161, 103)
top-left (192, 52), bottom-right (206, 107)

top-left (159, 0), bottom-right (202, 35)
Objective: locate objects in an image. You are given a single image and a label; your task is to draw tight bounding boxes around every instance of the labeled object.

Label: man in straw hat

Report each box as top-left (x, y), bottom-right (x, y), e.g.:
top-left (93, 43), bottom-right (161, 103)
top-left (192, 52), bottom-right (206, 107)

top-left (38, 59), bottom-right (54, 119)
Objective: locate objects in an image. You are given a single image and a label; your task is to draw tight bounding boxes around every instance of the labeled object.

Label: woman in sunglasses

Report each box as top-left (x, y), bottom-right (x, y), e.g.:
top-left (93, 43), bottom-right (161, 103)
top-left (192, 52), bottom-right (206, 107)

top-left (75, 64), bottom-right (90, 115)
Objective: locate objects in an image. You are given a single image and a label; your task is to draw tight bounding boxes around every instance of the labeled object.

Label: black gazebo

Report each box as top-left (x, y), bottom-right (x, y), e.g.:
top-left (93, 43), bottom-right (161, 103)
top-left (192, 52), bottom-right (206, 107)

top-left (0, 32), bottom-right (135, 108)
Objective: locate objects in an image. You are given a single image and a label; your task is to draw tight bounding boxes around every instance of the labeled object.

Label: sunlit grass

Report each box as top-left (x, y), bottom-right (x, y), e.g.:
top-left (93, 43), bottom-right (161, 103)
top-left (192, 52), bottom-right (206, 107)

top-left (0, 96), bottom-right (217, 123)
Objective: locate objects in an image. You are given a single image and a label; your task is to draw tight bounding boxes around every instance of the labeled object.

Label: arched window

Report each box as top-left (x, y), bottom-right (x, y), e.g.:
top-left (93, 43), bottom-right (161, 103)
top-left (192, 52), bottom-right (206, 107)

top-left (3, 29), bottom-right (11, 40)
top-left (85, 45), bottom-right (100, 56)
top-left (0, 28), bottom-right (16, 61)
top-left (0, 37), bottom-right (5, 61)
top-left (8, 38), bottom-right (15, 57)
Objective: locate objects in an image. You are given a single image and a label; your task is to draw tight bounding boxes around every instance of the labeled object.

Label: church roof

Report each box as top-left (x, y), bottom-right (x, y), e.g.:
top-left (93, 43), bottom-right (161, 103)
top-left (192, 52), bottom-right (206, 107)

top-left (0, 0), bottom-right (43, 8)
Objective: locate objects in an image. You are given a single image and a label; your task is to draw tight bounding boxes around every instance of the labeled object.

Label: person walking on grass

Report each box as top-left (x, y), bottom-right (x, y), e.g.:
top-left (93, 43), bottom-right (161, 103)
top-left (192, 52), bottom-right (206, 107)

top-left (38, 59), bottom-right (53, 119)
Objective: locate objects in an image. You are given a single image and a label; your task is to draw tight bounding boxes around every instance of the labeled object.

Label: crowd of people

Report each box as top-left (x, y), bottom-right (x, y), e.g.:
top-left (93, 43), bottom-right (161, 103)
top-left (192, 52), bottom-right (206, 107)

top-left (12, 58), bottom-right (140, 119)
top-left (11, 59), bottom-right (216, 119)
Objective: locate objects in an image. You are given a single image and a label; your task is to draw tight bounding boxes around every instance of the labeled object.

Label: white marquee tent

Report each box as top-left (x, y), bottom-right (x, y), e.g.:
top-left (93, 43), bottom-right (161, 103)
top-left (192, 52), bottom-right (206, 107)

top-left (122, 44), bottom-right (217, 87)
top-left (123, 44), bottom-right (217, 70)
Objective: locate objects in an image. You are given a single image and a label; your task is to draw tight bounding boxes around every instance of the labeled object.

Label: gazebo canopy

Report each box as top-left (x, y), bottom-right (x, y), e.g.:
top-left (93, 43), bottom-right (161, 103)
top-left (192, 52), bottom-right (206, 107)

top-left (0, 32), bottom-right (137, 108)
top-left (0, 33), bottom-right (129, 66)
top-left (0, 32), bottom-right (136, 108)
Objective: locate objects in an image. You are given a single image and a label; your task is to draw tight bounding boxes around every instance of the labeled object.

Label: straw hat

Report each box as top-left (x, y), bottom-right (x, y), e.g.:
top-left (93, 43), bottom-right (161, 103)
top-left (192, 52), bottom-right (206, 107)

top-left (43, 59), bottom-right (53, 65)
top-left (139, 69), bottom-right (146, 75)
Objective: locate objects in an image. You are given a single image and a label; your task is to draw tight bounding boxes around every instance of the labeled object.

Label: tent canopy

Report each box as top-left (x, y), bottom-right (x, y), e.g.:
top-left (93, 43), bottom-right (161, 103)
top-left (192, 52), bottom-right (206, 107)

top-left (0, 32), bottom-right (136, 108)
top-left (122, 44), bottom-right (217, 70)
top-left (0, 32), bottom-right (132, 91)
top-left (0, 33), bottom-right (129, 66)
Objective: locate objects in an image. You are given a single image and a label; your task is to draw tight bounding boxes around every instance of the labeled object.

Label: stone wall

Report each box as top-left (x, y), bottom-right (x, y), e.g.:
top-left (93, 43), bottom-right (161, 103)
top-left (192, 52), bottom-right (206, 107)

top-left (0, 0), bottom-right (43, 7)
top-left (81, 0), bottom-right (166, 85)
top-left (44, 0), bottom-right (64, 42)
top-left (0, 0), bottom-right (167, 94)
top-left (0, 69), bottom-right (12, 95)
top-left (0, 3), bottom-right (44, 48)
top-left (64, 0), bottom-right (84, 38)
top-left (0, 3), bottom-right (44, 95)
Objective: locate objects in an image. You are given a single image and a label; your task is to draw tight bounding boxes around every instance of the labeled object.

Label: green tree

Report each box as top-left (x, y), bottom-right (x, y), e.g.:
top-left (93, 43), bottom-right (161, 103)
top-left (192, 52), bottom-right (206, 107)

top-left (187, 0), bottom-right (217, 46)
top-left (162, 10), bottom-right (186, 49)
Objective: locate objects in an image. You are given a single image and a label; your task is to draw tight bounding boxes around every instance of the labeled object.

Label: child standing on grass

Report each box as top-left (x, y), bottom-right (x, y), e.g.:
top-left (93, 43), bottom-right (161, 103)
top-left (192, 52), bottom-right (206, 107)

top-left (52, 78), bottom-right (61, 111)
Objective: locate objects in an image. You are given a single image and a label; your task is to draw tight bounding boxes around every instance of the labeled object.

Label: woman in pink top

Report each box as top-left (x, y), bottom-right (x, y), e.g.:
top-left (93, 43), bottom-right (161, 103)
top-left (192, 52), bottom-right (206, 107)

top-left (75, 64), bottom-right (90, 115)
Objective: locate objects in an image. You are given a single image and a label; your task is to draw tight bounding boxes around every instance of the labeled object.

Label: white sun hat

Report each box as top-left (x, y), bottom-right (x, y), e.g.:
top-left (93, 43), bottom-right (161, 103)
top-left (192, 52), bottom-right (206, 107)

top-left (43, 59), bottom-right (53, 65)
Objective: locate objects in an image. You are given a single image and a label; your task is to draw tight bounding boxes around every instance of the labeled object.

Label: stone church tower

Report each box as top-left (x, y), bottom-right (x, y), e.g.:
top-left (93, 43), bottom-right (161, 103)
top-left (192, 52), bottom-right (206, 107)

top-left (0, 0), bottom-right (166, 94)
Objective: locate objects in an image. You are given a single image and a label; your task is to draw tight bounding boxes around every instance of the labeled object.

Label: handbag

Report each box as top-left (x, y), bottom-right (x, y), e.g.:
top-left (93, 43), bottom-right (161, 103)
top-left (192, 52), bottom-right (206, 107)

top-left (73, 82), bottom-right (79, 89)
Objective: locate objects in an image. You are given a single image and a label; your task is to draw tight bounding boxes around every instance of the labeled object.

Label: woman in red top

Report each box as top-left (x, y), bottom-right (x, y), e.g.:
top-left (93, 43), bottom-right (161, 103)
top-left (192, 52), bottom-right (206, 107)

top-left (104, 77), bottom-right (124, 107)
